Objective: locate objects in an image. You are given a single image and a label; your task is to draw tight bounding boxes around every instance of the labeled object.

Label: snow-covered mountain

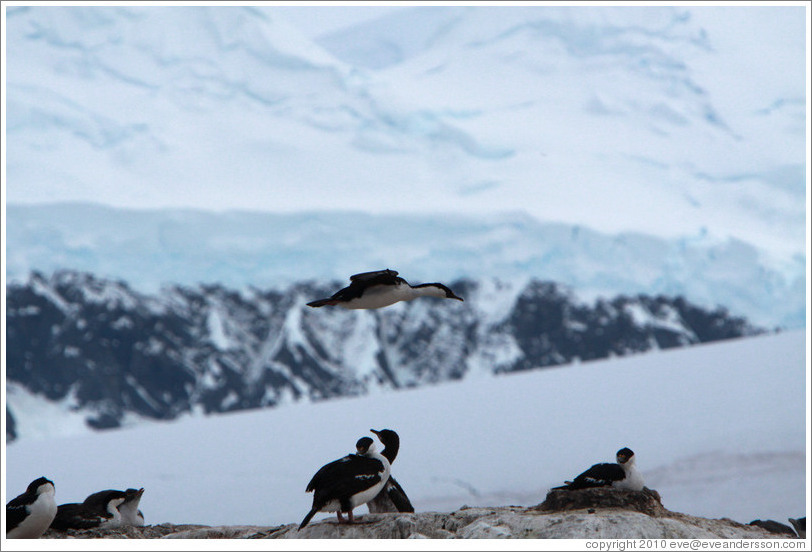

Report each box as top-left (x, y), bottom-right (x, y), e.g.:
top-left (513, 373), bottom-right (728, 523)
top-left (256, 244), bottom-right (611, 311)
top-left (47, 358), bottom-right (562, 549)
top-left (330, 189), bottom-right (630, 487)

top-left (5, 330), bottom-right (805, 527)
top-left (6, 269), bottom-right (758, 442)
top-left (5, 5), bottom-right (806, 261)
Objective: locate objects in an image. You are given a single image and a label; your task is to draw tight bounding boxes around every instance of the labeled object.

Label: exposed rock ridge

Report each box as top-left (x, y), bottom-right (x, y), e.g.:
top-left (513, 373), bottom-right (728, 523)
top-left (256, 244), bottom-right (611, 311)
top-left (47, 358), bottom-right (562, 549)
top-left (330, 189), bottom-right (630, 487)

top-left (39, 489), bottom-right (794, 539)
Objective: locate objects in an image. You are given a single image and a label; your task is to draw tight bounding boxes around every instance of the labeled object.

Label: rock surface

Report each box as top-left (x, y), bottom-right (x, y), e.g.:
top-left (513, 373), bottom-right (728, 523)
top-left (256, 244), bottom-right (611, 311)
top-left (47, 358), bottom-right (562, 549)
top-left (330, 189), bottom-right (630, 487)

top-left (38, 489), bottom-right (794, 539)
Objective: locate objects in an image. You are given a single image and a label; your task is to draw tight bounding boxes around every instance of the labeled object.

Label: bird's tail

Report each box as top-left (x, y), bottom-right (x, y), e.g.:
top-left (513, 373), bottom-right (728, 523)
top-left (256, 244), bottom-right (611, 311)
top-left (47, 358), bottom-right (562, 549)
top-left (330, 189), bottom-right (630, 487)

top-left (298, 509), bottom-right (318, 530)
top-left (306, 299), bottom-right (335, 308)
top-left (550, 482), bottom-right (573, 491)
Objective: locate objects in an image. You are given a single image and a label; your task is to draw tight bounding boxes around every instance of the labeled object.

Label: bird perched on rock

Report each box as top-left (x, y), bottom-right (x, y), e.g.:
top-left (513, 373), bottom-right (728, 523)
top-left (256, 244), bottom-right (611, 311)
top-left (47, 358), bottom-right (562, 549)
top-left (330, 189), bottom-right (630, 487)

top-left (366, 428), bottom-right (414, 513)
top-left (299, 431), bottom-right (400, 529)
top-left (50, 489), bottom-right (127, 531)
top-left (748, 519), bottom-right (798, 537)
top-left (788, 517), bottom-right (805, 539)
top-left (306, 269), bottom-right (463, 310)
top-left (6, 477), bottom-right (57, 539)
top-left (553, 447), bottom-right (644, 491)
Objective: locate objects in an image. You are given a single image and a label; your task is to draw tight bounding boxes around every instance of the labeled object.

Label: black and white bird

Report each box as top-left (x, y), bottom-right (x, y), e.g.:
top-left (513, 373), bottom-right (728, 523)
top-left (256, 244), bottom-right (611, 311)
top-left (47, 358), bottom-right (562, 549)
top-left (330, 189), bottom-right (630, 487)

top-left (306, 269), bottom-right (463, 310)
top-left (366, 428), bottom-right (414, 513)
top-left (788, 517), bottom-right (806, 539)
top-left (748, 519), bottom-right (798, 537)
top-left (6, 477), bottom-right (57, 539)
top-left (50, 489), bottom-right (127, 531)
top-left (117, 488), bottom-right (145, 526)
top-left (553, 447), bottom-right (644, 491)
top-left (299, 432), bottom-right (397, 530)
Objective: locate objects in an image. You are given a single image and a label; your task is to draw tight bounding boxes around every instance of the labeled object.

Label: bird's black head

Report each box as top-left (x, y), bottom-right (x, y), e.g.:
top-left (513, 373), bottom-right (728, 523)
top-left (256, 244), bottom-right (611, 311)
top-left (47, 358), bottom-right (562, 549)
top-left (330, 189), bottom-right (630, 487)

top-left (616, 447), bottom-right (635, 464)
top-left (414, 283), bottom-right (464, 301)
top-left (370, 428), bottom-right (400, 447)
top-left (356, 436), bottom-right (374, 454)
top-left (439, 284), bottom-right (464, 301)
top-left (27, 477), bottom-right (54, 494)
top-left (124, 488), bottom-right (145, 502)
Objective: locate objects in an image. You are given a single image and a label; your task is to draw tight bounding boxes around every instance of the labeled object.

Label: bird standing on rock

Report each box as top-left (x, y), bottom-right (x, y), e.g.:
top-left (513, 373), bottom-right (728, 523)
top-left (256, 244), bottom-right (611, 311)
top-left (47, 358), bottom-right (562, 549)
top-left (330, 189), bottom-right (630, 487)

top-left (306, 269), bottom-right (463, 310)
top-left (299, 430), bottom-right (403, 529)
top-left (367, 428), bottom-right (414, 513)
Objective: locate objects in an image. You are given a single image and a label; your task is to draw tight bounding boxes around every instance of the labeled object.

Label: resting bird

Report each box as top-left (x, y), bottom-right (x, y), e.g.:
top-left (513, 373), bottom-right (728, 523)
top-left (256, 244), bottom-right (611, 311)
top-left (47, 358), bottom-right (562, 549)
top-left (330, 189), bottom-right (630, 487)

top-left (117, 488), bottom-right (145, 526)
top-left (748, 519), bottom-right (798, 537)
top-left (6, 477), bottom-right (57, 539)
top-left (366, 429), bottom-right (414, 513)
top-left (307, 269), bottom-right (463, 310)
top-left (299, 432), bottom-right (398, 529)
top-left (788, 517), bottom-right (805, 539)
top-left (553, 447), bottom-right (644, 491)
top-left (50, 489), bottom-right (127, 531)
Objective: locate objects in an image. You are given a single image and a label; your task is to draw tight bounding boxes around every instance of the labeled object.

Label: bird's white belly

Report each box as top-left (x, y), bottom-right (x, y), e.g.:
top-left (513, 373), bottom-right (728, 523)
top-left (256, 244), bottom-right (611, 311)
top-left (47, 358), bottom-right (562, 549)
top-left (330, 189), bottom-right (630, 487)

top-left (613, 469), bottom-right (644, 491)
top-left (349, 478), bottom-right (388, 508)
top-left (7, 494), bottom-right (57, 539)
top-left (340, 285), bottom-right (412, 310)
top-left (117, 499), bottom-right (145, 526)
top-left (318, 477), bottom-right (388, 513)
top-left (99, 507), bottom-right (123, 528)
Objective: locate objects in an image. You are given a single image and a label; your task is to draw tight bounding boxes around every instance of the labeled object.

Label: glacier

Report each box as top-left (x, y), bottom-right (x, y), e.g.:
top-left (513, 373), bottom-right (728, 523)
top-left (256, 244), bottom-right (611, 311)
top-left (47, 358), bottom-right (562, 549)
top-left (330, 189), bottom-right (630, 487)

top-left (4, 5), bottom-right (806, 256)
top-left (5, 203), bottom-right (805, 329)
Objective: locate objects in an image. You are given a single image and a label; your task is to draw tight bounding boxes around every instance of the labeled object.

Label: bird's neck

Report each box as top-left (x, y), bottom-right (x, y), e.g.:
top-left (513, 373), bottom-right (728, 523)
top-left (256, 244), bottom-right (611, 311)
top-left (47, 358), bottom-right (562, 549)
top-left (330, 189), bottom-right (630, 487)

top-left (409, 284), bottom-right (445, 300)
top-left (381, 439), bottom-right (400, 464)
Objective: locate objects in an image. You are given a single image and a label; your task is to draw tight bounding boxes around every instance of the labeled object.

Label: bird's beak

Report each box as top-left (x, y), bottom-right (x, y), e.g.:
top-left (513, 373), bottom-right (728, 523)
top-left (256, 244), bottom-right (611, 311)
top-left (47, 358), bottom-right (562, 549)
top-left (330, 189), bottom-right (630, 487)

top-left (370, 429), bottom-right (380, 435)
top-left (452, 294), bottom-right (464, 301)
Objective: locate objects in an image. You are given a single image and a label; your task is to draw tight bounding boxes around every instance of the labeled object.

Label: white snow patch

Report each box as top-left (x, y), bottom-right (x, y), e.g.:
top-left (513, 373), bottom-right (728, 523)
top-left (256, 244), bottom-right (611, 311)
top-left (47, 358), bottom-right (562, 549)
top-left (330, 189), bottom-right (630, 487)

top-left (6, 384), bottom-right (89, 441)
top-left (206, 306), bottom-right (233, 351)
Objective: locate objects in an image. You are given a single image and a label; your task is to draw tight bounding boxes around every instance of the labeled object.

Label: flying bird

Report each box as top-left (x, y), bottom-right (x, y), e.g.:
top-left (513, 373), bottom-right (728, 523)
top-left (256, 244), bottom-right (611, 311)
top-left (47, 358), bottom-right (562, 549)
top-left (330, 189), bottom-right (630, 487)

top-left (6, 477), bottom-right (57, 539)
top-left (307, 269), bottom-right (463, 310)
top-left (553, 447), bottom-right (644, 491)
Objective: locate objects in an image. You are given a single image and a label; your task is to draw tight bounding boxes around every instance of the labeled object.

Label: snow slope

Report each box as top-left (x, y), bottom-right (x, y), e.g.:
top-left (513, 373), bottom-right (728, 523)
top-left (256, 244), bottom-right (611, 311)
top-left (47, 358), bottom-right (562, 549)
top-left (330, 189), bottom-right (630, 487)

top-left (4, 330), bottom-right (806, 528)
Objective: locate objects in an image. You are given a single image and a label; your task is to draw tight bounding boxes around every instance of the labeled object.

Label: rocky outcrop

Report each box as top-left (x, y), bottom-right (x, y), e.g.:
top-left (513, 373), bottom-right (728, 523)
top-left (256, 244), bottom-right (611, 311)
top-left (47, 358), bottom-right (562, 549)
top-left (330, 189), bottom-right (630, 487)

top-left (39, 489), bottom-right (795, 539)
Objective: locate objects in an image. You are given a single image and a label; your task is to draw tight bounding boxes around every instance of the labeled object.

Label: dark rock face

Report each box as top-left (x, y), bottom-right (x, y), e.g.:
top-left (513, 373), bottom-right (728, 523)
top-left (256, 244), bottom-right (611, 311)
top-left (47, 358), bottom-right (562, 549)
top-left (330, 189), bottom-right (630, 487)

top-left (6, 270), bottom-right (761, 441)
top-left (537, 487), bottom-right (665, 517)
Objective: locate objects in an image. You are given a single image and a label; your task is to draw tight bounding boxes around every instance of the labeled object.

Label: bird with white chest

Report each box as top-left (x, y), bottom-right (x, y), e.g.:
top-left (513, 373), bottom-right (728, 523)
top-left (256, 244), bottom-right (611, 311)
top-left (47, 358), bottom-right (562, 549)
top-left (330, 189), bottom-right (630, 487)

top-left (299, 431), bottom-right (400, 529)
top-left (553, 447), bottom-right (644, 491)
top-left (50, 489), bottom-right (128, 531)
top-left (117, 487), bottom-right (145, 526)
top-left (6, 477), bottom-right (57, 539)
top-left (307, 269), bottom-right (463, 310)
